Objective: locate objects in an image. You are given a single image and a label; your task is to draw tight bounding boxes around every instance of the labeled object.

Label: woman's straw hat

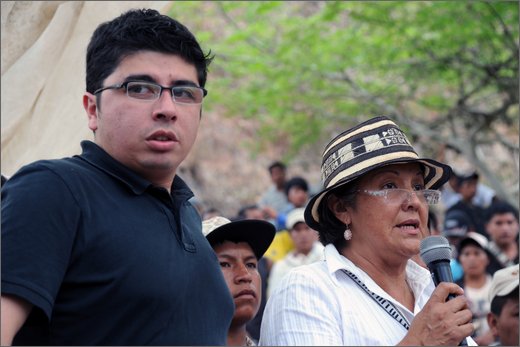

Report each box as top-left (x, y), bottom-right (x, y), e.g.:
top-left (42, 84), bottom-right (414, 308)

top-left (304, 116), bottom-right (451, 232)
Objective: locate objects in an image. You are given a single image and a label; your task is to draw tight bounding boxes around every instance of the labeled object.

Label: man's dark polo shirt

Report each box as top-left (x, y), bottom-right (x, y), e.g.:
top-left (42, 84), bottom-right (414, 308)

top-left (1, 140), bottom-right (234, 345)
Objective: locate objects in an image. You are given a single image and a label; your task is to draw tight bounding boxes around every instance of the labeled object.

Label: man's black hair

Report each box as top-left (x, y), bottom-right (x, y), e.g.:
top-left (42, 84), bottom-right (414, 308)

top-left (237, 204), bottom-right (261, 220)
top-left (268, 161), bottom-right (286, 174)
top-left (284, 176), bottom-right (308, 196)
top-left (490, 287), bottom-right (519, 315)
top-left (485, 200), bottom-right (519, 224)
top-left (86, 8), bottom-right (213, 94)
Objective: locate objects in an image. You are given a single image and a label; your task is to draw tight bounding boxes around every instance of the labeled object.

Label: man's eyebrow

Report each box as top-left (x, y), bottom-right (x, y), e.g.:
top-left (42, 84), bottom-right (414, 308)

top-left (123, 75), bottom-right (199, 87)
top-left (171, 80), bottom-right (199, 87)
top-left (124, 74), bottom-right (155, 83)
top-left (244, 255), bottom-right (258, 263)
top-left (217, 254), bottom-right (237, 262)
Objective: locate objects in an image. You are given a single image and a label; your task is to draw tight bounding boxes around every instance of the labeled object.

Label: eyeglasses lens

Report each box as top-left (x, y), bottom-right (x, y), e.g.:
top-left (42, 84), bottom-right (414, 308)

top-left (386, 189), bottom-right (439, 205)
top-left (126, 82), bottom-right (203, 104)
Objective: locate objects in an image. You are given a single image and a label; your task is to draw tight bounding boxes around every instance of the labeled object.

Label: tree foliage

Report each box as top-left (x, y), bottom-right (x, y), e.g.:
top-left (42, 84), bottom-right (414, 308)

top-left (169, 1), bottom-right (519, 206)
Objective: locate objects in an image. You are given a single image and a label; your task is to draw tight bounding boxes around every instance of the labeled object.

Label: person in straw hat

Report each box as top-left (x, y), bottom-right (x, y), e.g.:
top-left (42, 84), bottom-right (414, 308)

top-left (260, 116), bottom-right (476, 346)
top-left (203, 216), bottom-right (275, 346)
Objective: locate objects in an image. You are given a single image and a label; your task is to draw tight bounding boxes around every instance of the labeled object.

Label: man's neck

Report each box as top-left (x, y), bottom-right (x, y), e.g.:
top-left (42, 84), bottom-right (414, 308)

top-left (227, 324), bottom-right (249, 346)
top-left (499, 241), bottom-right (518, 258)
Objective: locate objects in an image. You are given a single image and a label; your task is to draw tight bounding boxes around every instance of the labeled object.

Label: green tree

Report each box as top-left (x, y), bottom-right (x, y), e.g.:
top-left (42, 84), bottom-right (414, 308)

top-left (169, 1), bottom-right (519, 207)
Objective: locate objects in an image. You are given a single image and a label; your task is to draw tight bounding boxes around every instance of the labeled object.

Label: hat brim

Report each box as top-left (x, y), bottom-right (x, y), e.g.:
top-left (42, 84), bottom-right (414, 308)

top-left (495, 281), bottom-right (519, 298)
top-left (304, 157), bottom-right (451, 233)
top-left (205, 219), bottom-right (276, 259)
top-left (457, 237), bottom-right (491, 260)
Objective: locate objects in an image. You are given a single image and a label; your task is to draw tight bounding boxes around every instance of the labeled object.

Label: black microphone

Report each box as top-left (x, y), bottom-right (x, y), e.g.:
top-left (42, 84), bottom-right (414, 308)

top-left (420, 235), bottom-right (468, 346)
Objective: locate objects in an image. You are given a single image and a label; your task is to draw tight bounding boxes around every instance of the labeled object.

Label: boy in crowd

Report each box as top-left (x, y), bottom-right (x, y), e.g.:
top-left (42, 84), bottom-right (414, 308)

top-left (203, 216), bottom-right (275, 346)
top-left (487, 264), bottom-right (519, 346)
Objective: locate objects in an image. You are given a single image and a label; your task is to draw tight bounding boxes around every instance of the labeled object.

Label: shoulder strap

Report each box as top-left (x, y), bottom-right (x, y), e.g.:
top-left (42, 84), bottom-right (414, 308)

top-left (341, 269), bottom-right (410, 330)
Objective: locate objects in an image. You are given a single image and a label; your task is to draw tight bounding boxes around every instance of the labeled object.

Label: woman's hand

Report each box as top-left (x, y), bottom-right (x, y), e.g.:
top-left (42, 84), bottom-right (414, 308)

top-left (399, 282), bottom-right (474, 346)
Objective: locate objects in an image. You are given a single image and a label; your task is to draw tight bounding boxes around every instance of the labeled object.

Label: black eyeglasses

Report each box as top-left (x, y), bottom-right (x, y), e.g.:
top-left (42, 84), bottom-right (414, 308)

top-left (93, 81), bottom-right (207, 105)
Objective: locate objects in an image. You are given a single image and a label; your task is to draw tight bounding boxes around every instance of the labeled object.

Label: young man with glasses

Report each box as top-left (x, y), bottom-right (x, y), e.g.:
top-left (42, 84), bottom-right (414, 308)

top-left (1, 9), bottom-right (233, 345)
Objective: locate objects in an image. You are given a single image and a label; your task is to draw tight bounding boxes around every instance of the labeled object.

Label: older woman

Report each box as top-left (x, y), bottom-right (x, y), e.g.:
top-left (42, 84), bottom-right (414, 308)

top-left (259, 116), bottom-right (475, 346)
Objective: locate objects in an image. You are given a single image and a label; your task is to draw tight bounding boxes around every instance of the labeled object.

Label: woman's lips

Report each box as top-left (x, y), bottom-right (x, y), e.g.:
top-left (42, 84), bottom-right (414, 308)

top-left (396, 219), bottom-right (420, 234)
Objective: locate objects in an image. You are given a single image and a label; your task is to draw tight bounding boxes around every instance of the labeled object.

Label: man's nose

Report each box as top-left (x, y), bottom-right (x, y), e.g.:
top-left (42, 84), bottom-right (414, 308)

top-left (152, 89), bottom-right (178, 121)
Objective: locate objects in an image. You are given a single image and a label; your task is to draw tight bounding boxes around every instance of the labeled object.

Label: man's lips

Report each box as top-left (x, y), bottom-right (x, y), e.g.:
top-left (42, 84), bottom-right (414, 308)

top-left (234, 289), bottom-right (256, 299)
top-left (146, 130), bottom-right (178, 142)
top-left (145, 130), bottom-right (178, 151)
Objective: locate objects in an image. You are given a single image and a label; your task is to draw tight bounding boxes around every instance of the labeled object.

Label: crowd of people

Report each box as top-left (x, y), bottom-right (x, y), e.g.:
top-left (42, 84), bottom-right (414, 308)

top-left (1, 7), bottom-right (519, 347)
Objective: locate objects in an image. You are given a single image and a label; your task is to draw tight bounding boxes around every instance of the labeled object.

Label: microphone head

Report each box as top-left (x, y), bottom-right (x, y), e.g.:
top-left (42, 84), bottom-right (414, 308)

top-left (420, 235), bottom-right (453, 266)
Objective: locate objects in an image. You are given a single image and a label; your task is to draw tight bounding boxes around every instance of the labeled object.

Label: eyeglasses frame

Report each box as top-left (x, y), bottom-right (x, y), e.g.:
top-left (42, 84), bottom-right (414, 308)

top-left (93, 81), bottom-right (208, 105)
top-left (357, 188), bottom-right (441, 205)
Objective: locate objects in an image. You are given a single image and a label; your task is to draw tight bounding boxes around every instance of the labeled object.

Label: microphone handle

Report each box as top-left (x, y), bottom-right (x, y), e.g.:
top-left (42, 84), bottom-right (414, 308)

top-left (430, 260), bottom-right (453, 285)
top-left (429, 260), bottom-right (468, 346)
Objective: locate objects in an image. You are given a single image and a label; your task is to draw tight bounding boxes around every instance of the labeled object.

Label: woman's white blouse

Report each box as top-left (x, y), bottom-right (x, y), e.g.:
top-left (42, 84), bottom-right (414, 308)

top-left (259, 244), bottom-right (476, 346)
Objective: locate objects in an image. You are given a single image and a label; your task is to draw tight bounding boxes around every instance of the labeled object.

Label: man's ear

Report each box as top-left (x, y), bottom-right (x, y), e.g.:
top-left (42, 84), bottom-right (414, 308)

top-left (83, 92), bottom-right (99, 132)
top-left (486, 312), bottom-right (499, 339)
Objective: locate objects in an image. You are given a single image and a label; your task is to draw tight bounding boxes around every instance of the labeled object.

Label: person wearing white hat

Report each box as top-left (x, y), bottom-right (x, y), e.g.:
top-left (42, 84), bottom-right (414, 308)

top-left (266, 208), bottom-right (324, 298)
top-left (203, 216), bottom-right (275, 346)
top-left (260, 116), bottom-right (475, 346)
top-left (455, 232), bottom-right (494, 345)
top-left (486, 264), bottom-right (519, 346)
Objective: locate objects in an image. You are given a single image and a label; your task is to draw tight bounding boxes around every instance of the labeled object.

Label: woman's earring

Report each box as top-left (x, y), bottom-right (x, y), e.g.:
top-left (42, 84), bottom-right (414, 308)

top-left (344, 224), bottom-right (352, 241)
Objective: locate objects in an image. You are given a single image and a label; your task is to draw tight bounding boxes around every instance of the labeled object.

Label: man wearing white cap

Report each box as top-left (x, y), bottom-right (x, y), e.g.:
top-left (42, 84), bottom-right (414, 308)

top-left (486, 264), bottom-right (519, 346)
top-left (202, 216), bottom-right (275, 346)
top-left (267, 208), bottom-right (324, 298)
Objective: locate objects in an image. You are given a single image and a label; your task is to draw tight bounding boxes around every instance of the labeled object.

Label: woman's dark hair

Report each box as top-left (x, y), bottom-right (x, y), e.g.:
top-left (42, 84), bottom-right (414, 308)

top-left (427, 210), bottom-right (438, 233)
top-left (86, 9), bottom-right (213, 94)
top-left (316, 180), bottom-right (359, 248)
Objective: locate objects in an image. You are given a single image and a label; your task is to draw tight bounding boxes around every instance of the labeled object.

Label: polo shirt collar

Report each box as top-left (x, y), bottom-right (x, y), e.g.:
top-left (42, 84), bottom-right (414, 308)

top-left (78, 140), bottom-right (193, 200)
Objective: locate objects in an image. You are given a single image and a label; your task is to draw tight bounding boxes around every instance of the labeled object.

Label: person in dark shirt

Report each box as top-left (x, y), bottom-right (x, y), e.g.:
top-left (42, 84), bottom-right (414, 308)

top-left (1, 174), bottom-right (7, 187)
top-left (446, 171), bottom-right (487, 237)
top-left (202, 216), bottom-right (275, 346)
top-left (1, 9), bottom-right (234, 346)
top-left (484, 200), bottom-right (519, 274)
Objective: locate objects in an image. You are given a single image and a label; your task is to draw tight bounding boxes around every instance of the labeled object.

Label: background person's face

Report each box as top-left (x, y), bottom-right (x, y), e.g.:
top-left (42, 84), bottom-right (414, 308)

top-left (244, 208), bottom-right (265, 220)
top-left (270, 167), bottom-right (286, 187)
top-left (290, 222), bottom-right (318, 255)
top-left (486, 213), bottom-right (519, 248)
top-left (496, 297), bottom-right (519, 346)
top-left (458, 179), bottom-right (478, 201)
top-left (458, 244), bottom-right (489, 277)
top-left (288, 187), bottom-right (308, 207)
top-left (213, 241), bottom-right (262, 325)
